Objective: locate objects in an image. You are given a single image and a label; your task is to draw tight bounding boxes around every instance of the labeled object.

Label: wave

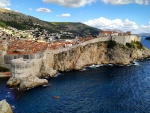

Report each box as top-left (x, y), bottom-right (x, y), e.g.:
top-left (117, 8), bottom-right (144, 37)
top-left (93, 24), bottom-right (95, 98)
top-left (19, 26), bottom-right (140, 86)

top-left (42, 84), bottom-right (50, 87)
top-left (80, 67), bottom-right (87, 71)
top-left (54, 73), bottom-right (61, 77)
top-left (88, 64), bottom-right (97, 68)
top-left (11, 105), bottom-right (15, 109)
top-left (133, 60), bottom-right (140, 66)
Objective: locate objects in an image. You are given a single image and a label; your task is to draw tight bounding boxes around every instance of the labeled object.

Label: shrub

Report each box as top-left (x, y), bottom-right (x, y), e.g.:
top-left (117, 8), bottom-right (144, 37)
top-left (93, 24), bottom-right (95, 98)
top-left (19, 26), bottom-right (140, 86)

top-left (0, 21), bottom-right (7, 28)
top-left (107, 41), bottom-right (117, 48)
top-left (126, 41), bottom-right (143, 49)
top-left (136, 41), bottom-right (143, 49)
top-left (126, 42), bottom-right (135, 48)
top-left (0, 66), bottom-right (10, 72)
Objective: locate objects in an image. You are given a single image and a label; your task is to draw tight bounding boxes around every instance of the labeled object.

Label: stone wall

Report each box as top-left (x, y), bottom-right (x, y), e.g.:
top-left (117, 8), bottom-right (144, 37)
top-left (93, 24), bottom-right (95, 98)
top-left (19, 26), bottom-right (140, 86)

top-left (0, 50), bottom-right (6, 65)
top-left (11, 57), bottom-right (44, 78)
top-left (4, 52), bottom-right (44, 64)
top-left (112, 35), bottom-right (140, 45)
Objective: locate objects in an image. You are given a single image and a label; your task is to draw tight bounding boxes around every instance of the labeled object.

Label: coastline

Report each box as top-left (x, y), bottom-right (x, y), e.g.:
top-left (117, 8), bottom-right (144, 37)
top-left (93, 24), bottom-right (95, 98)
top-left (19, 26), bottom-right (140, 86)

top-left (5, 40), bottom-right (150, 90)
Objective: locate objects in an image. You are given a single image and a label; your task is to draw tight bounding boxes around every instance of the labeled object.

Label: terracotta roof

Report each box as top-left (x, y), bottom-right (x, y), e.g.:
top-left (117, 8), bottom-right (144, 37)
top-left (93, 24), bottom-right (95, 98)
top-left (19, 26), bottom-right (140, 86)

top-left (7, 40), bottom-right (48, 55)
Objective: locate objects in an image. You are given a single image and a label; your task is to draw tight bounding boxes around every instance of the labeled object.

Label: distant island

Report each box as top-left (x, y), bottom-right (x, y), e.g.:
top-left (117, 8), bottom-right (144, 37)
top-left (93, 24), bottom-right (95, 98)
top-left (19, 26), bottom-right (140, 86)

top-left (145, 37), bottom-right (150, 40)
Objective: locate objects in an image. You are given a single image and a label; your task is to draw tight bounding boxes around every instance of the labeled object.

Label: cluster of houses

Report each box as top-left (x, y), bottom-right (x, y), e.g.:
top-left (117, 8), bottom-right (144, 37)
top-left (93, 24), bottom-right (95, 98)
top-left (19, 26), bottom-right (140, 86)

top-left (99, 30), bottom-right (131, 37)
top-left (0, 26), bottom-right (78, 43)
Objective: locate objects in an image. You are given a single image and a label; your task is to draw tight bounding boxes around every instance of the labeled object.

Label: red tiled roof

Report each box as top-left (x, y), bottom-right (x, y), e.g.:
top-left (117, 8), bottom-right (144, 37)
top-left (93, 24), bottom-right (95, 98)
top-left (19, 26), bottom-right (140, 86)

top-left (7, 40), bottom-right (48, 55)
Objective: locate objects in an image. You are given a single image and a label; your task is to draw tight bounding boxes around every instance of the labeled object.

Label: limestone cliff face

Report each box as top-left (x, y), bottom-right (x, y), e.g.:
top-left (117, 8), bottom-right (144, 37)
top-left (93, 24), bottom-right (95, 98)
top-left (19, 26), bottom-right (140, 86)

top-left (50, 42), bottom-right (150, 71)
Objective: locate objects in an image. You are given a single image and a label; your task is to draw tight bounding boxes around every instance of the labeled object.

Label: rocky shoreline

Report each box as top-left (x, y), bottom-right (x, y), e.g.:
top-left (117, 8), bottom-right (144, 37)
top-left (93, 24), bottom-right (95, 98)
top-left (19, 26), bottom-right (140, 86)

top-left (0, 100), bottom-right (13, 113)
top-left (6, 41), bottom-right (150, 90)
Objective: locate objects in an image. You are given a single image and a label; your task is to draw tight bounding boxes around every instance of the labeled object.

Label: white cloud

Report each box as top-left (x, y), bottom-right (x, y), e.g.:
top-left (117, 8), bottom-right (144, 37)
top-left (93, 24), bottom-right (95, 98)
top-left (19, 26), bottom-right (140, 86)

top-left (101, 0), bottom-right (149, 5)
top-left (42, 0), bottom-right (95, 8)
top-left (84, 17), bottom-right (150, 34)
top-left (4, 7), bottom-right (11, 10)
top-left (136, 24), bottom-right (150, 33)
top-left (0, 0), bottom-right (10, 8)
top-left (58, 13), bottom-right (71, 17)
top-left (36, 8), bottom-right (51, 13)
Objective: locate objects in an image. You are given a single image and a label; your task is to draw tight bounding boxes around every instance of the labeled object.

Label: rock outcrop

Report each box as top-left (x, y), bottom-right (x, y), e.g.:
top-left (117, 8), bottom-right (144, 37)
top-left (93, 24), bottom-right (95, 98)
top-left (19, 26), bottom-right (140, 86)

top-left (0, 100), bottom-right (13, 113)
top-left (7, 76), bottom-right (48, 90)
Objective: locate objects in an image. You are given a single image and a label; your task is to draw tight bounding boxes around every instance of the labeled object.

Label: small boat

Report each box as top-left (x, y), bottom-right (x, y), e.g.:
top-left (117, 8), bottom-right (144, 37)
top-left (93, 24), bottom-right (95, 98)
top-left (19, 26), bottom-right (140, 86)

top-left (53, 96), bottom-right (60, 99)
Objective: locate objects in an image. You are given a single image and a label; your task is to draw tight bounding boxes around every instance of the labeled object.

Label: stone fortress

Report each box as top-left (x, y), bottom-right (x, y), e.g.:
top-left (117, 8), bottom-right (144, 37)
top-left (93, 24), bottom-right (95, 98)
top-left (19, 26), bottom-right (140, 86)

top-left (8, 34), bottom-right (140, 78)
top-left (0, 30), bottom-right (140, 82)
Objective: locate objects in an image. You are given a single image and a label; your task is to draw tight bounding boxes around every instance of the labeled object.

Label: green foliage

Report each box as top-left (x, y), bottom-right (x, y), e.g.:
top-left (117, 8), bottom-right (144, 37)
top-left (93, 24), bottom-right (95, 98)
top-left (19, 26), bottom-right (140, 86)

top-left (126, 42), bottom-right (135, 48)
top-left (135, 41), bottom-right (143, 49)
top-left (5, 21), bottom-right (29, 30)
top-left (107, 41), bottom-right (117, 48)
top-left (0, 66), bottom-right (10, 72)
top-left (51, 22), bottom-right (100, 37)
top-left (126, 41), bottom-right (143, 49)
top-left (0, 21), bottom-right (7, 28)
top-left (121, 45), bottom-right (127, 49)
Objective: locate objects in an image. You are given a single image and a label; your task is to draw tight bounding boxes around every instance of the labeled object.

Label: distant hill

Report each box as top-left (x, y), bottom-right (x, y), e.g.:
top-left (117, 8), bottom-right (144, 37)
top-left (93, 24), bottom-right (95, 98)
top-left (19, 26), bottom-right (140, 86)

top-left (51, 22), bottom-right (100, 36)
top-left (0, 8), bottom-right (101, 37)
top-left (0, 8), bottom-right (56, 31)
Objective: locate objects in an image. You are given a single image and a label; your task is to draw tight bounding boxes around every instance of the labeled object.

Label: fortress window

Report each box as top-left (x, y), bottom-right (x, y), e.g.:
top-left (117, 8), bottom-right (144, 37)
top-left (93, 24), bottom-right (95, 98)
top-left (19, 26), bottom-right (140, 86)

top-left (24, 55), bottom-right (29, 59)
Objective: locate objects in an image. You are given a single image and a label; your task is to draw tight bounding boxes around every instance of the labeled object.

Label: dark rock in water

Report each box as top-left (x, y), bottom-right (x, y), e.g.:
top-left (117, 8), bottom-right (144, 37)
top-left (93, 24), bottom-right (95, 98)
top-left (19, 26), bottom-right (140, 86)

top-left (0, 100), bottom-right (13, 113)
top-left (145, 37), bottom-right (150, 40)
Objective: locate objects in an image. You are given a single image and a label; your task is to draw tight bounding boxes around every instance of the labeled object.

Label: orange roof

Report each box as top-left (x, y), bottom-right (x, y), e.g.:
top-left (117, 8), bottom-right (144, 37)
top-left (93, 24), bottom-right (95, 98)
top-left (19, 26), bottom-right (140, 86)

top-left (7, 40), bottom-right (48, 55)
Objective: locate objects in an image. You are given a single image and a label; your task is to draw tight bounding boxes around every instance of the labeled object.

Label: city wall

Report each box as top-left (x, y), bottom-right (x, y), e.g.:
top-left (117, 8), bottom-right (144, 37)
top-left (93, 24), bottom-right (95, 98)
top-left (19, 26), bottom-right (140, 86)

top-left (9, 35), bottom-right (141, 78)
top-left (112, 35), bottom-right (140, 45)
top-left (0, 50), bottom-right (6, 65)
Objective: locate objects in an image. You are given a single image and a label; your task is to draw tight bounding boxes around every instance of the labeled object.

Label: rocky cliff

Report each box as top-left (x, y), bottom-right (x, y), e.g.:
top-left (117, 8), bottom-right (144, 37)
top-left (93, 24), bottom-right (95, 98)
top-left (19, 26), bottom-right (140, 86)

top-left (7, 41), bottom-right (150, 90)
top-left (51, 41), bottom-right (150, 71)
top-left (0, 100), bottom-right (13, 113)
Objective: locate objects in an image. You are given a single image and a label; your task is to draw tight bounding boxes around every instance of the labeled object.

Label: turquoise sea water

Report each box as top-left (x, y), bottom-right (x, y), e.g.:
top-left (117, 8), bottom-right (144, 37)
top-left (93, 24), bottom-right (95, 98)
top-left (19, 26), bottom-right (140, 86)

top-left (0, 37), bottom-right (150, 113)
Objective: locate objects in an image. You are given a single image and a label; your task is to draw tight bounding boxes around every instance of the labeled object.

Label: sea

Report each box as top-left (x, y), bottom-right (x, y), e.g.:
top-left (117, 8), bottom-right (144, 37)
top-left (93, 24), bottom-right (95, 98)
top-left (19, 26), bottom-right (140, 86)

top-left (0, 36), bottom-right (150, 113)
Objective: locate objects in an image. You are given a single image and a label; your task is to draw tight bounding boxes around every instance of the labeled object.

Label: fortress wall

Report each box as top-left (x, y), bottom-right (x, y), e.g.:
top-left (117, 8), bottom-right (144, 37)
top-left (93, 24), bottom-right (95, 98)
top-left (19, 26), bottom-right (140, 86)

top-left (129, 35), bottom-right (141, 42)
top-left (46, 35), bottom-right (140, 55)
top-left (11, 57), bottom-right (43, 78)
top-left (0, 51), bottom-right (6, 65)
top-left (112, 35), bottom-right (140, 45)
top-left (80, 36), bottom-right (111, 46)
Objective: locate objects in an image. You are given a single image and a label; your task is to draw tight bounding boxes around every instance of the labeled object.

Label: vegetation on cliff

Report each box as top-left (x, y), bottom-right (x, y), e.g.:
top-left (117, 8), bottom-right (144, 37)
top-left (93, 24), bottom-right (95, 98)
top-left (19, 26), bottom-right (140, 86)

top-left (0, 66), bottom-right (9, 72)
top-left (125, 41), bottom-right (143, 49)
top-left (107, 41), bottom-right (117, 48)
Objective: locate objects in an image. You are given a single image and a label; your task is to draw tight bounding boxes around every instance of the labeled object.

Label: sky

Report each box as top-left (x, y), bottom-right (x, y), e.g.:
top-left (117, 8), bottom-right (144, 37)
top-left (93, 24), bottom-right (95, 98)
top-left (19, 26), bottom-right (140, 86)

top-left (0, 0), bottom-right (150, 34)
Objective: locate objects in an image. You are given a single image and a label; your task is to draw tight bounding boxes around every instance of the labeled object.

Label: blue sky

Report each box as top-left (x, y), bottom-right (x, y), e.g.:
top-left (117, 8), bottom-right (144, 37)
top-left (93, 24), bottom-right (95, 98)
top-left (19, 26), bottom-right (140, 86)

top-left (0, 0), bottom-right (150, 33)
